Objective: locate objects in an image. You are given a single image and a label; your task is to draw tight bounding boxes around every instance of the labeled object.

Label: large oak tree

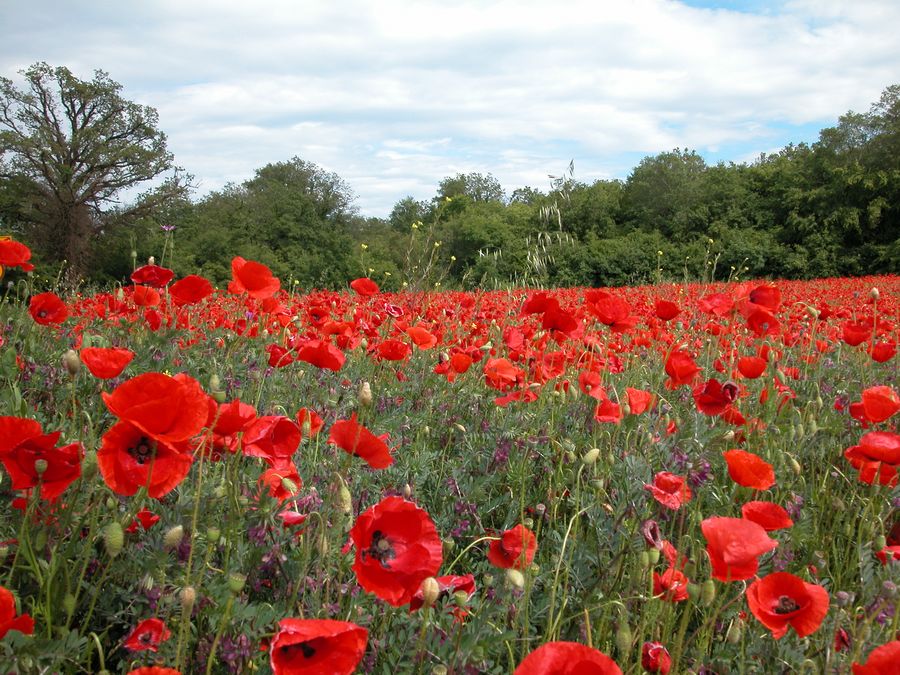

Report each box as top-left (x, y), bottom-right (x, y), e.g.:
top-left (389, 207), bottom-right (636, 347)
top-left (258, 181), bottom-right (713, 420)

top-left (0, 62), bottom-right (189, 282)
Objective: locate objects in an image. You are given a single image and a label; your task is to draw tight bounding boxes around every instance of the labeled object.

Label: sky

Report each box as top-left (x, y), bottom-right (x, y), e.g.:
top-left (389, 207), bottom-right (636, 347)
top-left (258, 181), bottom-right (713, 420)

top-left (1, 0), bottom-right (898, 217)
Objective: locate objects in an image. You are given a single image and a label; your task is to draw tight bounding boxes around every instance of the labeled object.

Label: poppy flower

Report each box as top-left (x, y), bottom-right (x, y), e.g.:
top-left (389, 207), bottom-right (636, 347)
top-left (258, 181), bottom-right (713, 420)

top-left (295, 408), bottom-right (324, 438)
top-left (409, 573), bottom-right (476, 612)
top-left (586, 291), bottom-right (638, 333)
top-left (28, 292), bottom-right (68, 325)
top-left (124, 617), bottom-right (171, 652)
top-left (228, 256), bottom-right (280, 299)
top-left (748, 284), bottom-right (781, 312)
top-left (578, 371), bottom-right (605, 400)
top-left (694, 379), bottom-right (738, 416)
top-left (843, 320), bottom-right (872, 347)
top-left (664, 349), bottom-right (700, 387)
top-left (746, 308), bottom-right (780, 337)
top-left (741, 501), bottom-right (794, 531)
top-left (654, 300), bottom-right (680, 321)
top-left (406, 325), bottom-right (438, 350)
top-left (375, 339), bottom-right (411, 361)
top-left (644, 472), bottom-right (692, 510)
top-left (102, 372), bottom-right (209, 444)
top-left (701, 516), bottom-right (777, 581)
top-left (208, 399), bottom-right (257, 457)
top-left (350, 277), bottom-right (379, 296)
top-left (844, 431), bottom-right (900, 486)
top-left (80, 347), bottom-right (135, 379)
top-left (126, 507), bottom-right (161, 534)
top-left (127, 668), bottom-right (181, 675)
top-left (870, 341), bottom-right (896, 363)
top-left (295, 339), bottom-right (346, 371)
top-left (626, 387), bottom-right (655, 415)
top-left (858, 386), bottom-right (900, 424)
top-left (513, 641), bottom-right (622, 675)
top-left (746, 572), bottom-right (829, 639)
top-left (242, 416), bottom-right (301, 462)
top-left (132, 285), bottom-right (161, 307)
top-left (98, 421), bottom-right (193, 498)
top-left (0, 585), bottom-right (34, 639)
top-left (594, 398), bottom-right (623, 424)
top-left (723, 449), bottom-right (775, 490)
top-left (259, 460), bottom-right (302, 501)
top-left (349, 496), bottom-right (443, 607)
top-left (487, 524), bottom-right (537, 570)
top-left (698, 293), bottom-right (734, 317)
top-left (737, 355), bottom-right (767, 379)
top-left (130, 264), bottom-right (174, 288)
top-left (483, 358), bottom-right (525, 391)
top-left (875, 546), bottom-right (900, 565)
top-left (641, 641), bottom-right (672, 674)
top-left (0, 417), bottom-right (83, 502)
top-left (328, 414), bottom-right (394, 469)
top-left (169, 274), bottom-right (214, 306)
top-left (270, 618), bottom-right (368, 675)
top-left (0, 238), bottom-right (34, 272)
top-left (653, 567), bottom-right (690, 602)
top-left (853, 640), bottom-right (900, 674)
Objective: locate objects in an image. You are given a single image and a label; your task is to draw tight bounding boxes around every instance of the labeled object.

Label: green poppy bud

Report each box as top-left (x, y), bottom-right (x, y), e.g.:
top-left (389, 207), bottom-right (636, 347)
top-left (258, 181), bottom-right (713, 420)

top-left (103, 522), bottom-right (124, 558)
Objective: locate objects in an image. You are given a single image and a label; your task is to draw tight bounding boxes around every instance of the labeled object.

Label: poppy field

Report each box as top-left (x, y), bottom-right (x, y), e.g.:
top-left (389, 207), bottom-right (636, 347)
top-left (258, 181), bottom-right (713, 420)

top-left (0, 238), bottom-right (899, 674)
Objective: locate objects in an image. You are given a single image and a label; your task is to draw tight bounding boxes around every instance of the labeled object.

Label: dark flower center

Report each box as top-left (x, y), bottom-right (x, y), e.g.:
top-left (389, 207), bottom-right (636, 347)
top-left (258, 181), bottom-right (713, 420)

top-left (774, 595), bottom-right (801, 614)
top-left (38, 310), bottom-right (48, 318)
top-left (128, 437), bottom-right (156, 465)
top-left (362, 529), bottom-right (396, 568)
top-left (280, 642), bottom-right (316, 658)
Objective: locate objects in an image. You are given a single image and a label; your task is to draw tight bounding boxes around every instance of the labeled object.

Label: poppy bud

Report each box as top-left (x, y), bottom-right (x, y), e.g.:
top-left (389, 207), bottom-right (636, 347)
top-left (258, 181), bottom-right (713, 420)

top-left (339, 483), bottom-right (353, 514)
top-left (453, 590), bottom-right (469, 606)
top-left (639, 551), bottom-right (650, 569)
top-left (228, 573), bottom-right (246, 594)
top-left (33, 459), bottom-right (48, 475)
top-left (209, 374), bottom-right (222, 391)
top-left (443, 539), bottom-right (455, 556)
top-left (808, 419), bottom-right (818, 435)
top-left (420, 577), bottom-right (441, 608)
top-left (565, 450), bottom-right (576, 463)
top-left (807, 306), bottom-right (820, 319)
top-left (700, 579), bottom-right (716, 606)
top-left (62, 349), bottom-right (81, 376)
top-left (432, 667), bottom-right (448, 675)
top-left (63, 593), bottom-right (76, 618)
top-left (213, 485), bottom-right (227, 499)
top-left (402, 483), bottom-right (412, 499)
top-left (582, 448), bottom-right (601, 465)
top-left (317, 531), bottom-right (329, 556)
top-left (103, 522), bottom-right (124, 557)
top-left (280, 477), bottom-right (299, 495)
top-left (615, 622), bottom-right (632, 656)
top-left (648, 548), bottom-right (660, 565)
top-left (206, 526), bottom-right (221, 542)
top-left (832, 496), bottom-right (846, 511)
top-left (483, 574), bottom-right (494, 587)
top-left (358, 381), bottom-right (373, 408)
top-left (725, 620), bottom-right (742, 644)
top-left (722, 430), bottom-right (735, 442)
top-left (163, 524), bottom-right (184, 551)
top-left (641, 641), bottom-right (672, 674)
top-left (534, 503), bottom-right (546, 518)
top-left (789, 456), bottom-right (802, 475)
top-left (870, 287), bottom-right (880, 301)
top-left (875, 534), bottom-right (887, 551)
top-left (180, 586), bottom-right (196, 612)
top-left (687, 582), bottom-right (701, 602)
top-left (454, 423), bottom-right (466, 434)
top-left (81, 451), bottom-right (98, 480)
top-left (506, 568), bottom-right (525, 589)
top-left (212, 389), bottom-right (227, 404)
top-left (105, 496), bottom-right (117, 510)
top-left (130, 249), bottom-right (137, 261)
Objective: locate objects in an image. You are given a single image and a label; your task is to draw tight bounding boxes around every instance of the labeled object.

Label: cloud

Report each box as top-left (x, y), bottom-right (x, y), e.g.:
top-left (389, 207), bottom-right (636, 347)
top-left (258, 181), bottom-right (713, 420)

top-left (1, 0), bottom-right (898, 215)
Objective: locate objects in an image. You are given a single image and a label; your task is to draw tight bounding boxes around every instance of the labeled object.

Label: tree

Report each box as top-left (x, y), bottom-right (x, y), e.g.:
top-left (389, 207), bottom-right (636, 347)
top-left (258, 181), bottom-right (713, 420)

top-left (0, 62), bottom-right (189, 282)
top-left (436, 172), bottom-right (505, 203)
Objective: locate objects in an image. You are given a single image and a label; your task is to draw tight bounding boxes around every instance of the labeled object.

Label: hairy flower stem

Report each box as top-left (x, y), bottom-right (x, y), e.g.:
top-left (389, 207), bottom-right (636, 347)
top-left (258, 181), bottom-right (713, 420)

top-left (205, 594), bottom-right (235, 675)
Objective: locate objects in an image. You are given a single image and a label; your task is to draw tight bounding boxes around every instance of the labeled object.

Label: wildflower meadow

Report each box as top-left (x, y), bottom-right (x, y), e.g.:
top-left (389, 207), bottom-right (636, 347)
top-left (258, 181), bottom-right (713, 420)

top-left (0, 237), bottom-right (898, 674)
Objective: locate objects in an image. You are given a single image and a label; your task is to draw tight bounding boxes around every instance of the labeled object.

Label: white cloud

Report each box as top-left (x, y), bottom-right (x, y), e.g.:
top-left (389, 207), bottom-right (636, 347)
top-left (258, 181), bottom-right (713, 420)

top-left (1, 0), bottom-right (898, 215)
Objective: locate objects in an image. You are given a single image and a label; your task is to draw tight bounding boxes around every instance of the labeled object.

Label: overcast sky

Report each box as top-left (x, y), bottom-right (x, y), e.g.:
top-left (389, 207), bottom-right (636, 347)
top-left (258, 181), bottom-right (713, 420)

top-left (2, 0), bottom-right (898, 216)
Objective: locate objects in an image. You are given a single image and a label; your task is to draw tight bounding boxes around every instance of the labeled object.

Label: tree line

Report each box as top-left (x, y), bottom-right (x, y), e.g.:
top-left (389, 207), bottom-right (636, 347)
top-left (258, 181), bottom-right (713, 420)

top-left (2, 63), bottom-right (898, 291)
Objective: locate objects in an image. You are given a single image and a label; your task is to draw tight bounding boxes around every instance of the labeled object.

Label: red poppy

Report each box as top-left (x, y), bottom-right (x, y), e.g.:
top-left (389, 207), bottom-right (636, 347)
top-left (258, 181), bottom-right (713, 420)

top-left (126, 507), bottom-right (161, 534)
top-left (514, 641), bottom-right (622, 675)
top-left (844, 431), bottom-right (900, 486)
top-left (737, 355), bottom-right (767, 379)
top-left (0, 417), bottom-right (83, 502)
top-left (664, 348), bottom-right (700, 387)
top-left (80, 347), bottom-right (135, 379)
top-left (741, 501), bottom-right (793, 531)
top-left (748, 284), bottom-right (781, 312)
top-left (295, 339), bottom-right (346, 371)
top-left (242, 416), bottom-right (301, 462)
top-left (578, 371), bottom-right (605, 400)
top-left (328, 414), bottom-right (394, 469)
top-left (259, 460), bottom-right (302, 501)
top-left (594, 398), bottom-right (624, 424)
top-left (409, 573), bottom-right (476, 612)
top-left (228, 256), bottom-right (281, 299)
top-left (746, 308), bottom-right (779, 337)
top-left (653, 567), bottom-right (690, 602)
top-left (487, 524), bottom-right (537, 570)
top-left (350, 277), bottom-right (379, 296)
top-left (870, 341), bottom-right (896, 363)
top-left (406, 325), bottom-right (438, 350)
top-left (641, 641), bottom-right (672, 674)
top-left (483, 358), bottom-right (525, 391)
top-left (375, 339), bottom-right (411, 361)
top-left (127, 668), bottom-right (181, 675)
top-left (131, 264), bottom-right (174, 288)
top-left (28, 292), bottom-right (68, 325)
top-left (723, 449), bottom-right (775, 490)
top-left (698, 293), bottom-right (734, 317)
top-left (169, 274), bottom-right (214, 306)
top-left (654, 300), bottom-right (680, 321)
top-left (701, 516), bottom-right (778, 581)
top-left (586, 291), bottom-right (638, 333)
top-left (270, 618), bottom-right (368, 675)
top-left (875, 546), bottom-right (900, 565)
top-left (132, 285), bottom-right (161, 307)
top-left (349, 496), bottom-right (443, 607)
top-left (98, 421), bottom-right (193, 498)
top-left (693, 378), bottom-right (738, 416)
top-left (124, 617), bottom-right (171, 652)
top-left (295, 408), bottom-right (324, 438)
top-left (854, 640), bottom-right (900, 674)
top-left (0, 238), bottom-right (34, 272)
top-left (843, 320), bottom-right (872, 347)
top-left (644, 472), bottom-right (692, 510)
top-left (0, 585), bottom-right (34, 639)
top-left (746, 572), bottom-right (829, 639)
top-left (856, 386), bottom-right (900, 424)
top-left (626, 387), bottom-right (655, 415)
top-left (102, 372), bottom-right (209, 444)
top-left (208, 399), bottom-right (257, 457)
